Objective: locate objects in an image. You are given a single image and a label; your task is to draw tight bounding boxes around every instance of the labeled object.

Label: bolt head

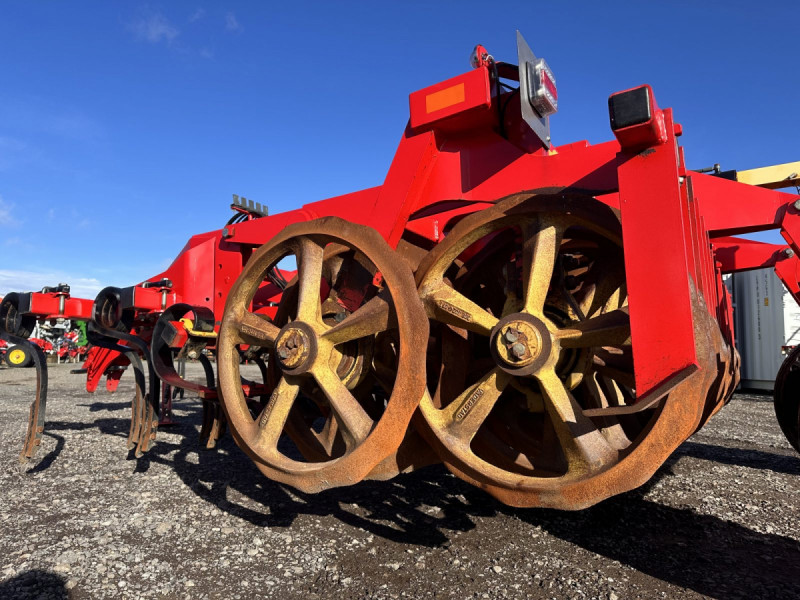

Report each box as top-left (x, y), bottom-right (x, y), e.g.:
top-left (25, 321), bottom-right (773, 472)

top-left (511, 342), bottom-right (527, 359)
top-left (334, 312), bottom-right (347, 323)
top-left (503, 329), bottom-right (518, 343)
top-left (794, 199), bottom-right (800, 212)
top-left (187, 350), bottom-right (199, 360)
top-left (277, 348), bottom-right (289, 359)
top-left (785, 248), bottom-right (795, 258)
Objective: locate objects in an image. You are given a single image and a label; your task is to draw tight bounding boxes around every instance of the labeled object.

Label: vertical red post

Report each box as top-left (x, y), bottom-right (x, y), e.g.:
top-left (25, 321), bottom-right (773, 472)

top-left (616, 108), bottom-right (699, 399)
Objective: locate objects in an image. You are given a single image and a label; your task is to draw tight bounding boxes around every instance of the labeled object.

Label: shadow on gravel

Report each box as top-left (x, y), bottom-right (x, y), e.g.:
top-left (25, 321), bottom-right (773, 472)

top-left (20, 418), bottom-right (132, 473)
top-left (515, 462), bottom-right (800, 599)
top-left (677, 440), bottom-right (800, 476)
top-left (77, 400), bottom-right (132, 412)
top-left (0, 570), bottom-right (68, 599)
top-left (135, 428), bottom-right (493, 546)
top-left (27, 405), bottom-right (800, 599)
top-left (125, 420), bottom-right (800, 598)
top-left (23, 432), bottom-right (65, 474)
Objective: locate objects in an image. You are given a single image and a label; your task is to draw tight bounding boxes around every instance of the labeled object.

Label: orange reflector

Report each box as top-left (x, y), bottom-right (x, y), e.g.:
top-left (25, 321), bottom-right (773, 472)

top-left (425, 83), bottom-right (465, 114)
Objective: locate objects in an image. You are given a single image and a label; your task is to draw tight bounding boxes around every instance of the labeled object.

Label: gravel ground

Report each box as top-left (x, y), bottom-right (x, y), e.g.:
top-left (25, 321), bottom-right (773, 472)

top-left (0, 362), bottom-right (798, 599)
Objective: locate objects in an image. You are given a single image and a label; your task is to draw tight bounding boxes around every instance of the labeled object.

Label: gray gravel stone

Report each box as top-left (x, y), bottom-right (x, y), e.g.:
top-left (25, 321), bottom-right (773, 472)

top-left (0, 363), bottom-right (798, 599)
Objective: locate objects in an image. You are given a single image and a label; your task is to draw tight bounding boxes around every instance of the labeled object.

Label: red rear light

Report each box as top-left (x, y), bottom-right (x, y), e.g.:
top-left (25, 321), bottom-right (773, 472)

top-left (540, 67), bottom-right (557, 102)
top-left (527, 58), bottom-right (558, 117)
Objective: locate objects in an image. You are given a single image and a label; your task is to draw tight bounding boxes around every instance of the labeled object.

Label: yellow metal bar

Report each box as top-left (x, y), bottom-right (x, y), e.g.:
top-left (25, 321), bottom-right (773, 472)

top-left (180, 318), bottom-right (217, 338)
top-left (737, 161), bottom-right (800, 190)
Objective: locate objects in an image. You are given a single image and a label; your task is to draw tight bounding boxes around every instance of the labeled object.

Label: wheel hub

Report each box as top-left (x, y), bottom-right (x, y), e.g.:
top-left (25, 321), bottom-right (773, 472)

top-left (490, 313), bottom-right (552, 376)
top-left (275, 323), bottom-right (317, 374)
top-left (8, 348), bottom-right (25, 365)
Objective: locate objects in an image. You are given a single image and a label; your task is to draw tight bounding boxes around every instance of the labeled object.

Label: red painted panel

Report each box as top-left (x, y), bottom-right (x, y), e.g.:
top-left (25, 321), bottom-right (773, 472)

top-left (617, 109), bottom-right (698, 398)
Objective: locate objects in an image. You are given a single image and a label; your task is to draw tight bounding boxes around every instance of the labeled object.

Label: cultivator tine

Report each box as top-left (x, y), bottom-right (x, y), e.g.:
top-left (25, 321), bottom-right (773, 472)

top-left (8, 335), bottom-right (48, 462)
top-left (149, 303), bottom-right (228, 448)
top-left (86, 322), bottom-right (151, 453)
top-left (151, 304), bottom-right (217, 396)
top-left (200, 403), bottom-right (227, 449)
top-left (159, 381), bottom-right (176, 426)
top-left (128, 353), bottom-right (146, 451)
top-left (1, 294), bottom-right (49, 463)
top-left (89, 287), bottom-right (163, 456)
top-left (198, 354), bottom-right (226, 448)
top-left (176, 358), bottom-right (186, 399)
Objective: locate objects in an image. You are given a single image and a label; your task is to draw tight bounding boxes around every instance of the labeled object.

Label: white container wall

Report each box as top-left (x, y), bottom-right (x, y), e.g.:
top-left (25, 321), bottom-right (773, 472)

top-left (731, 269), bottom-right (786, 390)
top-left (783, 288), bottom-right (800, 347)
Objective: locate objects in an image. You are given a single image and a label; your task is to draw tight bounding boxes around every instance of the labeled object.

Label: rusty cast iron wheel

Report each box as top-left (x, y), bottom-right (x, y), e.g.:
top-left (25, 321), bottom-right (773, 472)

top-left (414, 192), bottom-right (720, 509)
top-left (218, 217), bottom-right (428, 493)
top-left (257, 244), bottom-right (440, 481)
top-left (774, 344), bottom-right (800, 453)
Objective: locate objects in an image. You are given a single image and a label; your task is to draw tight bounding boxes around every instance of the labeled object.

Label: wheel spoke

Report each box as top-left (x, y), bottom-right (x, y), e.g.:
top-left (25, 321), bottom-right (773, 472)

top-left (441, 367), bottom-right (511, 441)
top-left (592, 348), bottom-right (635, 388)
top-left (315, 414), bottom-right (343, 456)
top-left (509, 379), bottom-right (544, 412)
top-left (577, 260), bottom-right (625, 318)
top-left (233, 311), bottom-right (281, 347)
top-left (321, 246), bottom-right (348, 286)
top-left (312, 365), bottom-right (373, 448)
top-left (521, 218), bottom-right (564, 317)
top-left (296, 236), bottom-right (325, 324)
top-left (583, 373), bottom-right (631, 450)
top-left (253, 376), bottom-right (300, 451)
top-left (321, 293), bottom-right (394, 345)
top-left (536, 369), bottom-right (617, 470)
top-left (421, 282), bottom-right (499, 337)
top-left (557, 308), bottom-right (631, 348)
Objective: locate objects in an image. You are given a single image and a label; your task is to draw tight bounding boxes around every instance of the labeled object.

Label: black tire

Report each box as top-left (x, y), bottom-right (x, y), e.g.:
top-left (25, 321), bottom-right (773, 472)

top-left (6, 345), bottom-right (32, 368)
top-left (774, 345), bottom-right (800, 453)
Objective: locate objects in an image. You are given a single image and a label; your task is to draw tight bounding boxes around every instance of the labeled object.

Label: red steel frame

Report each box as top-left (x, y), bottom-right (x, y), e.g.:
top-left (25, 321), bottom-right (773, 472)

top-left (2, 289), bottom-right (133, 393)
top-left (9, 58), bottom-right (800, 407)
top-left (11, 289), bottom-right (94, 323)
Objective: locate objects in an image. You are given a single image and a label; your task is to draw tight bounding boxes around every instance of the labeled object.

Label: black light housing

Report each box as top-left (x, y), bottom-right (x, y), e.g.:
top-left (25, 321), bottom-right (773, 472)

top-left (608, 84), bottom-right (668, 150)
top-left (609, 86), bottom-right (652, 131)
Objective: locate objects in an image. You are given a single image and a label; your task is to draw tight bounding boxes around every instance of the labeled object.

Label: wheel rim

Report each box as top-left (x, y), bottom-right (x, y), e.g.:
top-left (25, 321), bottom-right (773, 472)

top-left (218, 217), bottom-right (428, 492)
top-left (415, 192), bottom-right (719, 508)
top-left (8, 348), bottom-right (26, 365)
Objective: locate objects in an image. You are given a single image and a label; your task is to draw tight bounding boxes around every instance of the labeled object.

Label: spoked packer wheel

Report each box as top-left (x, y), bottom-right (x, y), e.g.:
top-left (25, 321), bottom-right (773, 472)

top-left (217, 217), bottom-right (429, 493)
top-left (414, 192), bottom-right (721, 509)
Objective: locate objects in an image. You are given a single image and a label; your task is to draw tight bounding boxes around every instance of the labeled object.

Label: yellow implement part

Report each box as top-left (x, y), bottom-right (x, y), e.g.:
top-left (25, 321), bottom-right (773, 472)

top-left (8, 348), bottom-right (26, 365)
top-left (737, 161), bottom-right (800, 190)
top-left (180, 318), bottom-right (217, 338)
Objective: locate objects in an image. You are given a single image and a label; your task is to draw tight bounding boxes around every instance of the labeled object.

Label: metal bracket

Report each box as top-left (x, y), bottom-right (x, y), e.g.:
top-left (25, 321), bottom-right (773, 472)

top-left (232, 194), bottom-right (268, 217)
top-left (516, 31), bottom-right (551, 149)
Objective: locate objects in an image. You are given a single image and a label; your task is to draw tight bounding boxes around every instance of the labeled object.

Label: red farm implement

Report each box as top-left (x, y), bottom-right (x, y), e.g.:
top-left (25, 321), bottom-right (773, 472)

top-left (3, 33), bottom-right (800, 509)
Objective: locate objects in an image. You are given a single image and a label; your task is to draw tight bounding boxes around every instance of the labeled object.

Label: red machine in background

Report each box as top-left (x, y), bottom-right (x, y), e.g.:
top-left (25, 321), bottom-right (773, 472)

top-left (3, 32), bottom-right (800, 510)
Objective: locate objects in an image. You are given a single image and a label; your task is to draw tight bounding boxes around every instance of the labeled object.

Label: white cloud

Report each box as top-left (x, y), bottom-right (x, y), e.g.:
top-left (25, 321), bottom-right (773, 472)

top-left (129, 11), bottom-right (179, 44)
top-left (225, 12), bottom-right (241, 32)
top-left (0, 270), bottom-right (103, 299)
top-left (0, 195), bottom-right (19, 226)
top-left (189, 7), bottom-right (205, 22)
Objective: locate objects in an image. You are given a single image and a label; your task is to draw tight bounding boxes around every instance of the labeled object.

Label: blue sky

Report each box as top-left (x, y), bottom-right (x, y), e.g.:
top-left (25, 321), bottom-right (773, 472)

top-left (1, 1), bottom-right (798, 297)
